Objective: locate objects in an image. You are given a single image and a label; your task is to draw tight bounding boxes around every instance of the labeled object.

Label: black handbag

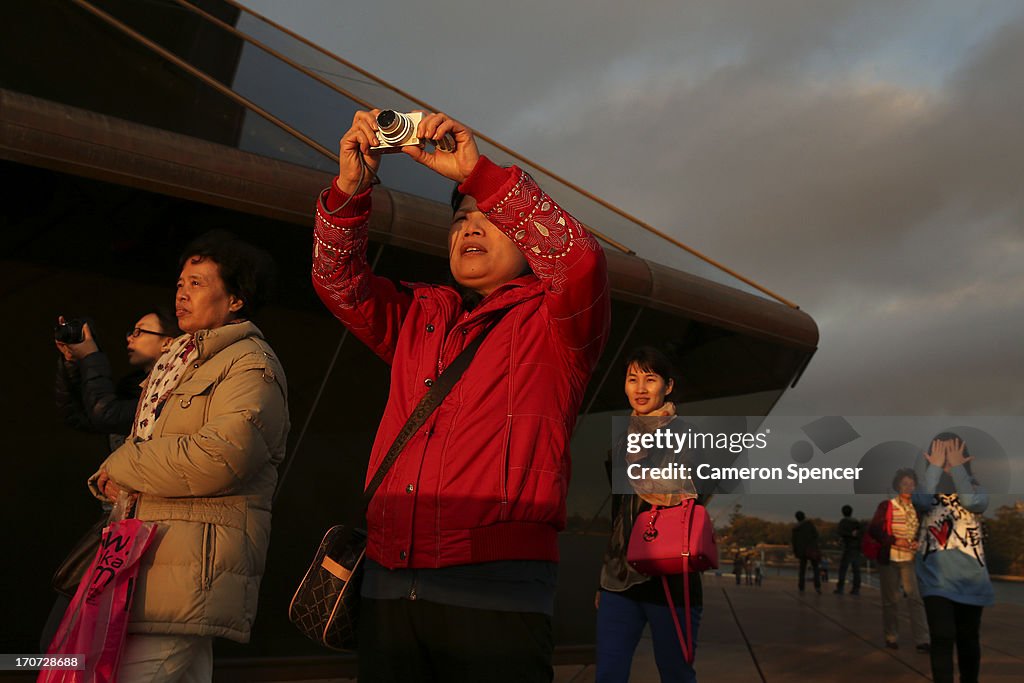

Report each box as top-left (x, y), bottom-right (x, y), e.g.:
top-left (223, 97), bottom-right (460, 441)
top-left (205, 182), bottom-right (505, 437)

top-left (288, 311), bottom-right (505, 651)
top-left (51, 514), bottom-right (107, 597)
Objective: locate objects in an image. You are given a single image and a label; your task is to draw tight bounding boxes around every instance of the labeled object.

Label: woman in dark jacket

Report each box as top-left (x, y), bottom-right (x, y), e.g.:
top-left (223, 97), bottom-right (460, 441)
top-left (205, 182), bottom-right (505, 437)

top-left (596, 346), bottom-right (705, 683)
top-left (44, 309), bottom-right (179, 650)
top-left (55, 309), bottom-right (179, 449)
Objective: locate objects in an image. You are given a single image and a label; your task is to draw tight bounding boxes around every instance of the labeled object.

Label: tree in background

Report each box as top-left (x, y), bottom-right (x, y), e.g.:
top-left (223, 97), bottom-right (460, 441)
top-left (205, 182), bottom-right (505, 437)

top-left (985, 504), bottom-right (1024, 576)
top-left (718, 508), bottom-right (857, 551)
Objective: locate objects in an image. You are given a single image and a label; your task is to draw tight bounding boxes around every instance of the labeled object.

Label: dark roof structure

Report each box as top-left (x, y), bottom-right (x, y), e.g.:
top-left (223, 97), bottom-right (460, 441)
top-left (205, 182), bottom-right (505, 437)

top-left (0, 0), bottom-right (817, 673)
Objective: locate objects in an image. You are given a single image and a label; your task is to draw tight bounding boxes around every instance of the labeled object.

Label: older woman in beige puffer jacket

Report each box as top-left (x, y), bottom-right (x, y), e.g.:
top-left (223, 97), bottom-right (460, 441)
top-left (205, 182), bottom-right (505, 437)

top-left (88, 233), bottom-right (289, 681)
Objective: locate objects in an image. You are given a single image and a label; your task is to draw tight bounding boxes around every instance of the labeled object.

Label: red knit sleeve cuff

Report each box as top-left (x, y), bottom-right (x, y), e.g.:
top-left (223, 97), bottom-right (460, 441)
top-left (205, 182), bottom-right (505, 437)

top-left (323, 177), bottom-right (372, 216)
top-left (458, 156), bottom-right (520, 213)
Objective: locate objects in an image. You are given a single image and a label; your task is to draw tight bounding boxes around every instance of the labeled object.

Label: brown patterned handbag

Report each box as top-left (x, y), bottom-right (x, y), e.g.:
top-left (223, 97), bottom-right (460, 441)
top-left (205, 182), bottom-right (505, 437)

top-left (288, 525), bottom-right (367, 650)
top-left (288, 311), bottom-right (505, 651)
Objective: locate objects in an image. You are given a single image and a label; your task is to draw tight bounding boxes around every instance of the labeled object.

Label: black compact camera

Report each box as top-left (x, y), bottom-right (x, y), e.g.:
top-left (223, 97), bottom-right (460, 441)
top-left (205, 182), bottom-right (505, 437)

top-left (55, 318), bottom-right (86, 344)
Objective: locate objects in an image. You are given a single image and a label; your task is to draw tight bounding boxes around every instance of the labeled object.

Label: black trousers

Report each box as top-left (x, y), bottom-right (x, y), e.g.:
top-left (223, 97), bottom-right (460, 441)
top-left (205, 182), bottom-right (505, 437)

top-left (798, 557), bottom-right (821, 592)
top-left (923, 596), bottom-right (984, 683)
top-left (357, 598), bottom-right (554, 683)
top-left (835, 548), bottom-right (861, 592)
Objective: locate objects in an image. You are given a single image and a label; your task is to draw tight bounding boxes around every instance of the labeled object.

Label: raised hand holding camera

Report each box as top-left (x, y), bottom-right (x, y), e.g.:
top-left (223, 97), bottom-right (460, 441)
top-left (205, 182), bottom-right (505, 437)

top-left (338, 110), bottom-right (478, 193)
top-left (401, 112), bottom-right (480, 183)
top-left (370, 110), bottom-right (456, 153)
top-left (54, 315), bottom-right (99, 361)
top-left (336, 109), bottom-right (384, 195)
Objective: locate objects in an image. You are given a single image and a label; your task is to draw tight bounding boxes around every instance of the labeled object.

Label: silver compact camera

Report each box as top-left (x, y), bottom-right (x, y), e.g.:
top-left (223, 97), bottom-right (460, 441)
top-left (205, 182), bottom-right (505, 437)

top-left (370, 110), bottom-right (456, 153)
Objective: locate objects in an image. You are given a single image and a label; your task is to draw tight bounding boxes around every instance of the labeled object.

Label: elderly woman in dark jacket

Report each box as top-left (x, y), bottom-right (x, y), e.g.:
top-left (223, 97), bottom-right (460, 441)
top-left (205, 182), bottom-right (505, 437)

top-left (596, 346), bottom-right (706, 683)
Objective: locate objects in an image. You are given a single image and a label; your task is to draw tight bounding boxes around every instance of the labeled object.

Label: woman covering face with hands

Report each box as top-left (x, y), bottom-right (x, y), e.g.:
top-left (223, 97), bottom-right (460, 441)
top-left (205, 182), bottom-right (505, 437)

top-left (923, 436), bottom-right (973, 473)
top-left (913, 434), bottom-right (993, 683)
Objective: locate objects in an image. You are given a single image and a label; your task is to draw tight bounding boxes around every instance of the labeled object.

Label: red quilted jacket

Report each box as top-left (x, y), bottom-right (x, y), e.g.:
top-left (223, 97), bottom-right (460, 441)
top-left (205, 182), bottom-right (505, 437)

top-left (312, 157), bottom-right (610, 568)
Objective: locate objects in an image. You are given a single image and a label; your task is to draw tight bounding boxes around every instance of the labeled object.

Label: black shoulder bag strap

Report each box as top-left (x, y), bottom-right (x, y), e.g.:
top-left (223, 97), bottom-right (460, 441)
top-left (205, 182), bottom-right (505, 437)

top-left (360, 308), bottom-right (508, 511)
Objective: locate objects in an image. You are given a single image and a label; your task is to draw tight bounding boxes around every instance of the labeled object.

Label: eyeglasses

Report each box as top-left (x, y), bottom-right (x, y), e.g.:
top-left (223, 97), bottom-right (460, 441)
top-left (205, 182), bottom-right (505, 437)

top-left (126, 327), bottom-right (172, 339)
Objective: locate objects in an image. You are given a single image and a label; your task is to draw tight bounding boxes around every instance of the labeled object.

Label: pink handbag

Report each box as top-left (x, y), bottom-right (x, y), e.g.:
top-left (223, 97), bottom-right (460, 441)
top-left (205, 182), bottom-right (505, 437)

top-left (625, 499), bottom-right (718, 665)
top-left (627, 499), bottom-right (719, 575)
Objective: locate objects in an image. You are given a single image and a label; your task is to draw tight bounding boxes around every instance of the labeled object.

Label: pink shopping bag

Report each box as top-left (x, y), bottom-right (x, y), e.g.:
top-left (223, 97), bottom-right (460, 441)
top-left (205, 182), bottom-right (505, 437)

top-left (39, 517), bottom-right (157, 683)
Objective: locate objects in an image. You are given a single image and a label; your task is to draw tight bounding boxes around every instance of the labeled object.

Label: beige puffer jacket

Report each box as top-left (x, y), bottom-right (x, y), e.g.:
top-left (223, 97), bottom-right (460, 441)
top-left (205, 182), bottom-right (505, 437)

top-left (90, 321), bottom-right (289, 643)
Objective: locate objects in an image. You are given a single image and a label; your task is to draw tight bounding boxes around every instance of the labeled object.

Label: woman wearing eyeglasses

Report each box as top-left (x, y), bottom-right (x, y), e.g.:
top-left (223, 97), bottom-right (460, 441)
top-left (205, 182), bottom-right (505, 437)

top-left (55, 308), bottom-right (180, 450)
top-left (45, 309), bottom-right (180, 650)
top-left (125, 312), bottom-right (180, 374)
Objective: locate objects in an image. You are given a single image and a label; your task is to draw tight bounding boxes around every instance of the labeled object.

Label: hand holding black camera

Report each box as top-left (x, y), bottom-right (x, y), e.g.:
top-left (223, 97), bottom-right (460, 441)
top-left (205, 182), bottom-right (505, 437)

top-left (54, 315), bottom-right (99, 362)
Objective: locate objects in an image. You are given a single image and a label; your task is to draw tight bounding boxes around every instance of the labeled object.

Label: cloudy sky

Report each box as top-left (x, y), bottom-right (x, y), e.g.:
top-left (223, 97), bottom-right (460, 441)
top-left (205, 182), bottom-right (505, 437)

top-left (240, 0), bottom-right (1023, 419)
top-left (236, 1), bottom-right (1023, 523)
top-left (238, 0), bottom-right (1024, 518)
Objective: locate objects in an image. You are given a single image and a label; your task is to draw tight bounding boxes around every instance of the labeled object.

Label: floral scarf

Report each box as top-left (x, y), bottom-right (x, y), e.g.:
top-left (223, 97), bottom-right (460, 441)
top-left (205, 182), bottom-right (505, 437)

top-left (627, 401), bottom-right (677, 447)
top-left (626, 402), bottom-right (695, 505)
top-left (132, 334), bottom-right (197, 441)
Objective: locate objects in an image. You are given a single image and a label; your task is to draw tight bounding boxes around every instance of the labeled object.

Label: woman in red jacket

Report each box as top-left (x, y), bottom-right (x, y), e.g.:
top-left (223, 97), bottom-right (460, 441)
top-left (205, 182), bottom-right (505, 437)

top-left (313, 110), bottom-right (610, 682)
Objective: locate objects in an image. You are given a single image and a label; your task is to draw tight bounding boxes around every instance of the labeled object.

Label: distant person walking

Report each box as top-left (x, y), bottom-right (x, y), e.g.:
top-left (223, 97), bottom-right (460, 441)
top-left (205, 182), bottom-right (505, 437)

top-left (868, 469), bottom-right (930, 652)
top-left (914, 435), bottom-right (993, 683)
top-left (834, 505), bottom-right (862, 595)
top-left (791, 511), bottom-right (821, 594)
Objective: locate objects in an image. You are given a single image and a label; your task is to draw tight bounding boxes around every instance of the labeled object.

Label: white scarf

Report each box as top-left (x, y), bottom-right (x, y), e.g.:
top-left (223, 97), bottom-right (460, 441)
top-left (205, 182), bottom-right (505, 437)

top-left (132, 334), bottom-right (197, 441)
